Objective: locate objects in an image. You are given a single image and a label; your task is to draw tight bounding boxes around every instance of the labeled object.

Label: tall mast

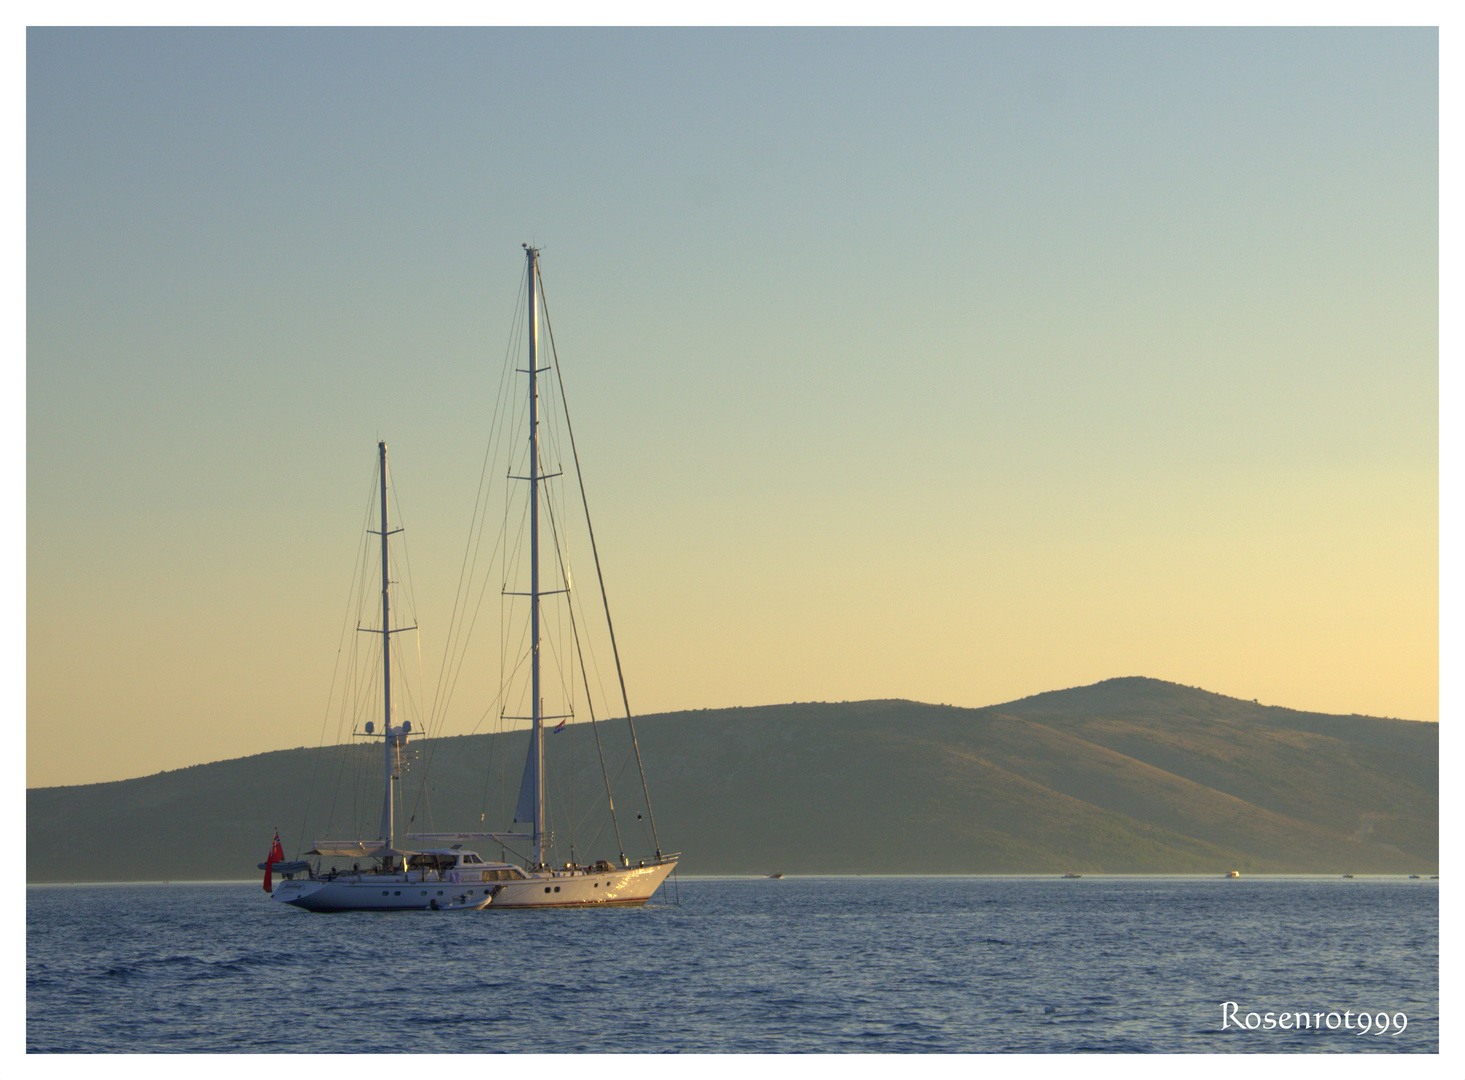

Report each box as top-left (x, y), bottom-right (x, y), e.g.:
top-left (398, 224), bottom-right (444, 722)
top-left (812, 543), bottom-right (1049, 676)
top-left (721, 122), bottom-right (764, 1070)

top-left (378, 441), bottom-right (394, 849)
top-left (527, 244), bottom-right (545, 867)
top-left (370, 440), bottom-right (405, 854)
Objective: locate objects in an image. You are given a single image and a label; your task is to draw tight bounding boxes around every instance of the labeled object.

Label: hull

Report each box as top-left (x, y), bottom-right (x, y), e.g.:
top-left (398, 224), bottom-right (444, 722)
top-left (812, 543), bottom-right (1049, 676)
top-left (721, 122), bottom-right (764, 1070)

top-left (273, 859), bottom-right (677, 913)
top-left (489, 860), bottom-right (677, 909)
top-left (272, 876), bottom-right (494, 911)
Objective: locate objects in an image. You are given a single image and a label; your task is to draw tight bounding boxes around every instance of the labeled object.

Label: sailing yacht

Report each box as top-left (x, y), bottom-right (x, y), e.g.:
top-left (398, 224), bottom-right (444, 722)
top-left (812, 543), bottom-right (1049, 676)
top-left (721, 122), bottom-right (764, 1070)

top-left (270, 247), bottom-right (678, 911)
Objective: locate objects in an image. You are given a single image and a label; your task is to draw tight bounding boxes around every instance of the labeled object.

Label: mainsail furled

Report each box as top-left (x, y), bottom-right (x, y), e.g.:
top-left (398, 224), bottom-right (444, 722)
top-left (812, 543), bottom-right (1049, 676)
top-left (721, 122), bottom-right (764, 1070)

top-left (514, 735), bottom-right (539, 827)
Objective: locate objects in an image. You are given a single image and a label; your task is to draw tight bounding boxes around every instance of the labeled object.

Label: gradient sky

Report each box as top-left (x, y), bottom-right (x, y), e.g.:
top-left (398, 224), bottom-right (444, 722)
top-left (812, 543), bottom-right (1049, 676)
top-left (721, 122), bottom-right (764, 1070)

top-left (26, 27), bottom-right (1438, 789)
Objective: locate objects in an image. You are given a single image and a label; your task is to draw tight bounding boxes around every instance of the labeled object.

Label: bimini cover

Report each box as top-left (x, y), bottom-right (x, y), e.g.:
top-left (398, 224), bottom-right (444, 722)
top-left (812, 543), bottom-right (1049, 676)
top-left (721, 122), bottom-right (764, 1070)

top-left (308, 840), bottom-right (416, 858)
top-left (256, 859), bottom-right (312, 874)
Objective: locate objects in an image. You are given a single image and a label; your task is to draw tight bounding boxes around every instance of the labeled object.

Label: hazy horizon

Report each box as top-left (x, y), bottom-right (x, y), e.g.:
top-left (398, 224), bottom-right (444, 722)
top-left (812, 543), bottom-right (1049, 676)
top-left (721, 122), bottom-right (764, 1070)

top-left (27, 28), bottom-right (1438, 788)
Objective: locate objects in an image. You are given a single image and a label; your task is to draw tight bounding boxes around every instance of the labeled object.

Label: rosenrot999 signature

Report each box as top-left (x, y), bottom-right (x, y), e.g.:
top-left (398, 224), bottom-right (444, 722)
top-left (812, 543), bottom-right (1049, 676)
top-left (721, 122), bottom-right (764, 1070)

top-left (1221, 1002), bottom-right (1408, 1036)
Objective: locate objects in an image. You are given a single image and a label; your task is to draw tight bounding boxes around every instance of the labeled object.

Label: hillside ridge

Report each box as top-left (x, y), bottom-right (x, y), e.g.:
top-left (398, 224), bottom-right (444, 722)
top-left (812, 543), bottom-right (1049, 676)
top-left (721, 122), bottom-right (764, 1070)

top-left (27, 678), bottom-right (1437, 881)
top-left (30, 677), bottom-right (1431, 792)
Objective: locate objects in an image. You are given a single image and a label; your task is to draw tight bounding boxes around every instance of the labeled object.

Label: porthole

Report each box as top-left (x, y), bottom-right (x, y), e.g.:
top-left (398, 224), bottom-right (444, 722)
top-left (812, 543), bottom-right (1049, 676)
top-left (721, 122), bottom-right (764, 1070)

top-left (394, 891), bottom-right (401, 896)
top-left (437, 891), bottom-right (443, 896)
top-left (554, 886), bottom-right (560, 893)
top-left (420, 891), bottom-right (427, 896)
top-left (381, 891), bottom-right (389, 896)
top-left (544, 887), bottom-right (552, 893)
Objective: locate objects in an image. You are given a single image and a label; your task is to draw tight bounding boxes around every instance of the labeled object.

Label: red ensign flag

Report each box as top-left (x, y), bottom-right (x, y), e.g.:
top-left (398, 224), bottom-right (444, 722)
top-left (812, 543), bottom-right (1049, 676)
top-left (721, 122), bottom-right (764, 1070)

top-left (263, 831), bottom-right (285, 893)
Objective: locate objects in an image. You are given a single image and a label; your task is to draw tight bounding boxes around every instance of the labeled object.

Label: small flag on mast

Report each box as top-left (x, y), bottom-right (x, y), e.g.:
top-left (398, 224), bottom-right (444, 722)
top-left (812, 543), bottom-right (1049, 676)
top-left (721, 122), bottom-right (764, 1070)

top-left (553, 719), bottom-right (567, 733)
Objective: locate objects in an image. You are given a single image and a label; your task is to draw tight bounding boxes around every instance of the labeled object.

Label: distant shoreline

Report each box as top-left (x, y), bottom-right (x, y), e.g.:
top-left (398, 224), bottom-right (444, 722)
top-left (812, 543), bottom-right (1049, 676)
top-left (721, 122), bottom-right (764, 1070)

top-left (26, 873), bottom-right (1440, 887)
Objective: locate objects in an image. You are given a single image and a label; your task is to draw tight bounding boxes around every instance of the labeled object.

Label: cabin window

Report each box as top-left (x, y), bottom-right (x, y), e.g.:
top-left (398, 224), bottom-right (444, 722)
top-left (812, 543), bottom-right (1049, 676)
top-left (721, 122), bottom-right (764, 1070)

top-left (554, 886), bottom-right (561, 893)
top-left (544, 887), bottom-right (551, 893)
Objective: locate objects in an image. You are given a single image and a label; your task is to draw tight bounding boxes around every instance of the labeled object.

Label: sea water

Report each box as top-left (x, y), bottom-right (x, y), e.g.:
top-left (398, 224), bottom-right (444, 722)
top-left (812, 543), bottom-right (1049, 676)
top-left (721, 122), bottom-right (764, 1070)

top-left (26, 875), bottom-right (1437, 1053)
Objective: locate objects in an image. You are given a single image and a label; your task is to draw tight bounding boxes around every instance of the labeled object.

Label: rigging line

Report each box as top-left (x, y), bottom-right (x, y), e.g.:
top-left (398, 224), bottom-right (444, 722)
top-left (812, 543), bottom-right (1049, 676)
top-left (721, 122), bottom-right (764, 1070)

top-left (531, 489), bottom-right (576, 710)
top-left (464, 637), bottom-right (528, 737)
top-left (325, 589), bottom-right (369, 843)
top-left (306, 458), bottom-right (384, 853)
top-left (490, 601), bottom-right (538, 729)
top-left (573, 804), bottom-right (612, 856)
top-left (588, 739), bottom-right (652, 854)
top-left (404, 664), bottom-right (526, 857)
top-left (477, 705), bottom-right (497, 832)
top-left (540, 270), bottom-right (665, 858)
top-left (429, 436), bottom-right (495, 733)
top-left (326, 608), bottom-right (371, 844)
top-left (569, 681), bottom-right (576, 862)
top-left (498, 710), bottom-right (513, 852)
top-left (414, 614), bottom-right (425, 735)
top-left (389, 465), bottom-right (451, 814)
top-left (434, 493), bottom-right (515, 741)
top-left (404, 618), bottom-right (440, 827)
top-left (382, 477), bottom-right (427, 741)
top-left (542, 473), bottom-right (627, 859)
top-left (385, 459), bottom-right (419, 635)
top-left (405, 645), bottom-right (524, 828)
top-left (548, 490), bottom-right (615, 738)
top-left (565, 536), bottom-right (615, 726)
top-left (350, 650), bottom-right (384, 836)
top-left (431, 430), bottom-right (527, 746)
top-left (560, 732), bottom-right (613, 843)
top-left (539, 616), bottom-right (572, 707)
top-left (340, 498), bottom-right (378, 739)
top-left (336, 481), bottom-right (379, 728)
top-left (331, 628), bottom-right (369, 841)
top-left (427, 269), bottom-right (528, 736)
top-left (535, 450), bottom-right (584, 715)
top-left (490, 496), bottom-right (535, 702)
top-left (385, 491), bottom-right (428, 762)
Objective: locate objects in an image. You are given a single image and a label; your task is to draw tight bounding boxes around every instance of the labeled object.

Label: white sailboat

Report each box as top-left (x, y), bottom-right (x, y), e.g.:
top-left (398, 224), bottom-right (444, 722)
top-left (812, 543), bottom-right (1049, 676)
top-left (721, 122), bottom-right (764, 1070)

top-left (270, 246), bottom-right (678, 911)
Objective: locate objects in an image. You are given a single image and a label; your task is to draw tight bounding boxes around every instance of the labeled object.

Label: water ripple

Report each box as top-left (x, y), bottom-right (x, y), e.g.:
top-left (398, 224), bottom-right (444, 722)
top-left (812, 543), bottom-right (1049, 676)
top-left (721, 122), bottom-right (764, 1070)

top-left (28, 876), bottom-right (1437, 1053)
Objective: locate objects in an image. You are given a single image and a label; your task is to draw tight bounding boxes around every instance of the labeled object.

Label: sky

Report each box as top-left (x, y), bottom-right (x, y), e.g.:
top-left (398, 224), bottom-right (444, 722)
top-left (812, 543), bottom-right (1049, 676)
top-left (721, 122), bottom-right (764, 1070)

top-left (25, 26), bottom-right (1439, 789)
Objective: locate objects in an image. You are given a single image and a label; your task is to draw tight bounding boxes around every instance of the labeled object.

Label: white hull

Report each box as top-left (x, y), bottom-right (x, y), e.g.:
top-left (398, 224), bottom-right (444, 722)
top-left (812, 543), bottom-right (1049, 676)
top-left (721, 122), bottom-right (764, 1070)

top-left (273, 859), bottom-right (677, 913)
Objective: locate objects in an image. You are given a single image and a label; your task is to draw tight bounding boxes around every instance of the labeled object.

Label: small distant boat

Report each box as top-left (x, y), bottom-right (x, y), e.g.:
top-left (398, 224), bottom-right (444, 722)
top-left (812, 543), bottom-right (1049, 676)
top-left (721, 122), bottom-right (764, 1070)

top-left (767, 873), bottom-right (784, 879)
top-left (1061, 873), bottom-right (1082, 879)
top-left (1409, 874), bottom-right (1420, 879)
top-left (1225, 870), bottom-right (1241, 878)
top-left (1342, 874), bottom-right (1354, 879)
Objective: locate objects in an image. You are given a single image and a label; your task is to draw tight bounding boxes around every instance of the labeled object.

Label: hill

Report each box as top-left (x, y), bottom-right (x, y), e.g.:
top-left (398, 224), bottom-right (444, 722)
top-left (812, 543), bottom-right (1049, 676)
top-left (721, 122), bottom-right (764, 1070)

top-left (26, 678), bottom-right (1437, 881)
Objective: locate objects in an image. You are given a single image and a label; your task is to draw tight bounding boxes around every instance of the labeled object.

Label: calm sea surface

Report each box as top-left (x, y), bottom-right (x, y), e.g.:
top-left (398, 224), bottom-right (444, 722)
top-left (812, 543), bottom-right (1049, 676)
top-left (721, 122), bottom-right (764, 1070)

top-left (27, 875), bottom-right (1437, 1053)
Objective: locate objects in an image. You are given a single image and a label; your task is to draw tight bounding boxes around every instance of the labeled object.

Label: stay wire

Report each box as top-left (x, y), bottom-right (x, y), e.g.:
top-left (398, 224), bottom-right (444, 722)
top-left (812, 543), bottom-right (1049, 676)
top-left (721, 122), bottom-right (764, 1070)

top-left (299, 459), bottom-right (383, 857)
top-left (540, 266), bottom-right (665, 859)
top-left (541, 470), bottom-right (627, 861)
top-left (410, 266), bottom-right (529, 833)
top-left (427, 266), bottom-right (527, 737)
